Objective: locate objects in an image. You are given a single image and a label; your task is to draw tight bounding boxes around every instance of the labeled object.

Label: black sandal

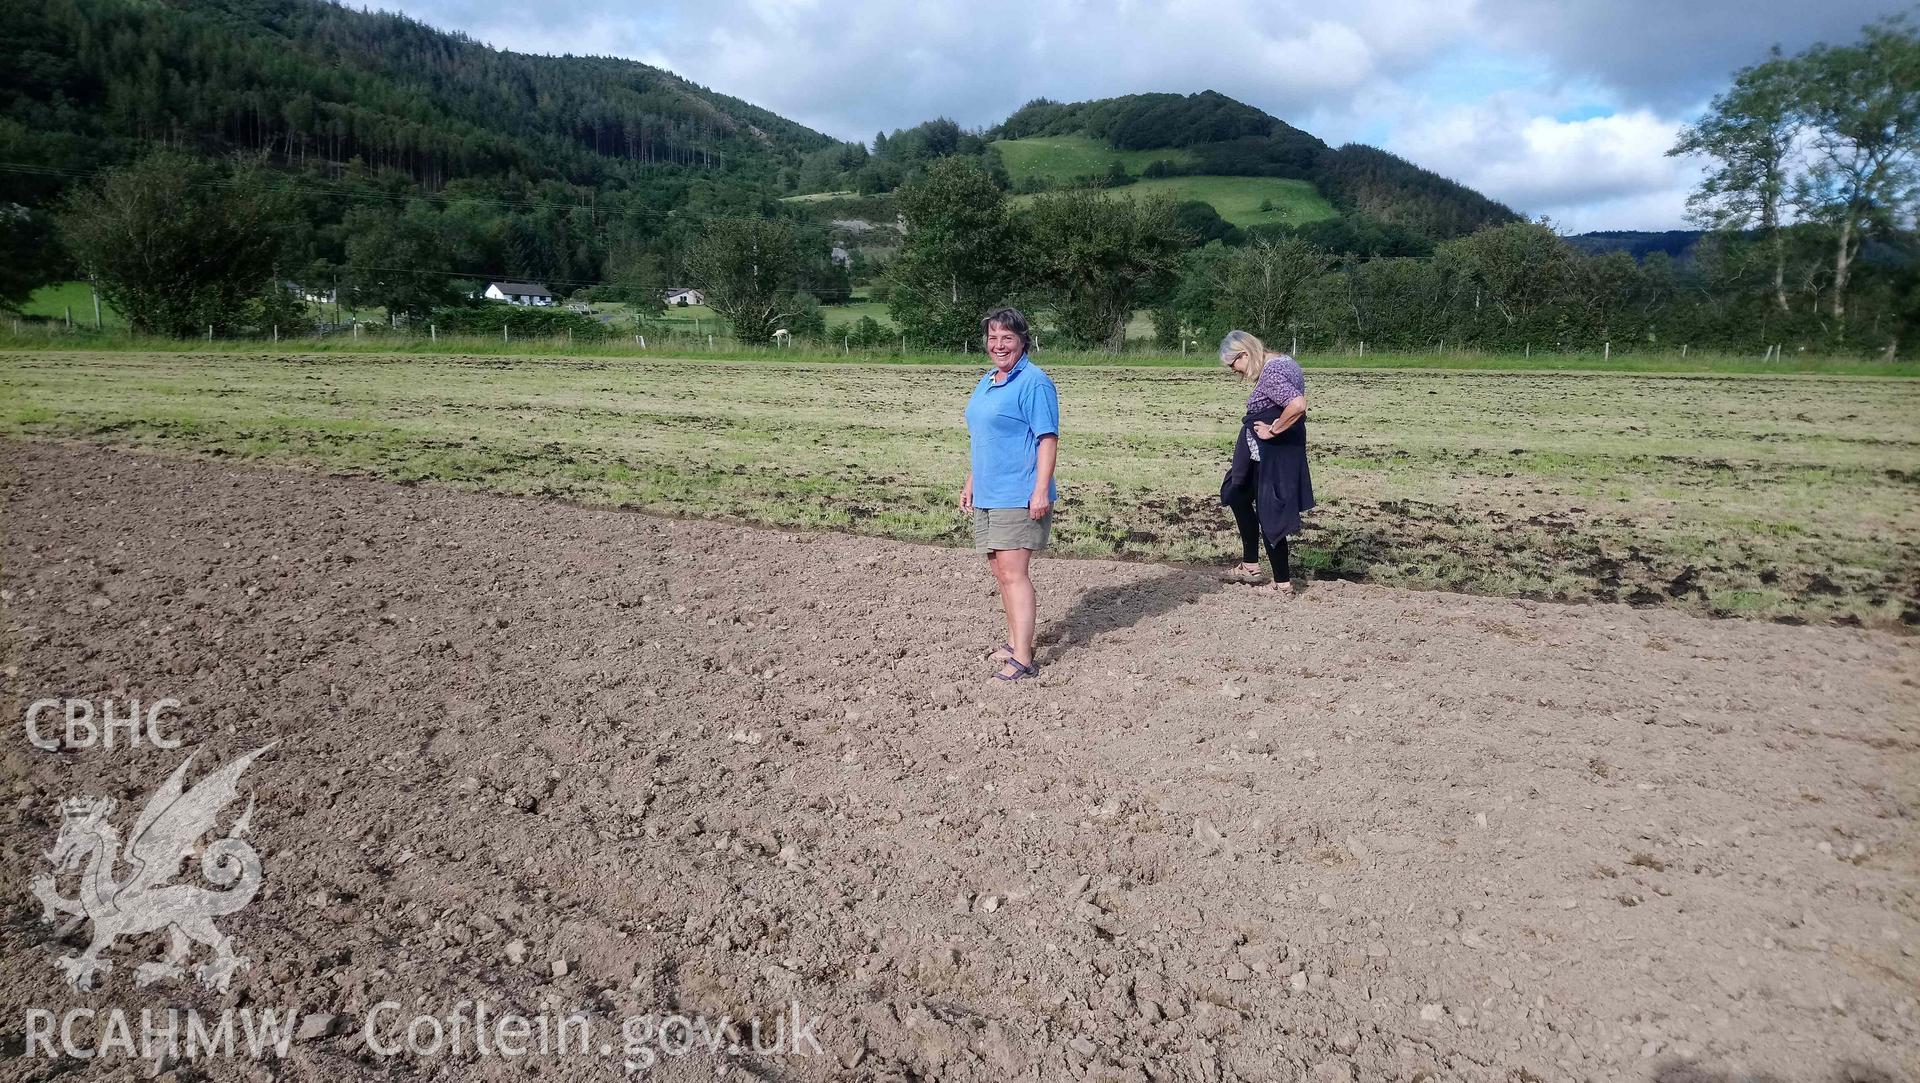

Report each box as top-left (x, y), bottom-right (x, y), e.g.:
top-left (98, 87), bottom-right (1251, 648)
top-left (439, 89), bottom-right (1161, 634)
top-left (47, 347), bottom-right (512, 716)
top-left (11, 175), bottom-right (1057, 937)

top-left (992, 657), bottom-right (1038, 682)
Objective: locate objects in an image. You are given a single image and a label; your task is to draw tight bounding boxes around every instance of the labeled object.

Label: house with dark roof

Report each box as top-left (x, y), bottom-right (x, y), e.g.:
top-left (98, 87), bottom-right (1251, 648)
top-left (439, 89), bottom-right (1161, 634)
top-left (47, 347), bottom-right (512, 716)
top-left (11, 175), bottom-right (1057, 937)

top-left (484, 281), bottom-right (554, 307)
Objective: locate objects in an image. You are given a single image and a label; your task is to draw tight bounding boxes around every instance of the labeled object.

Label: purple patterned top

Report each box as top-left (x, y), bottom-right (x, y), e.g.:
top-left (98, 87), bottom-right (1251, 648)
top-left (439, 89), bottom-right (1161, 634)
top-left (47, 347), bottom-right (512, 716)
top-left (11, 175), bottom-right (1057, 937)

top-left (1248, 354), bottom-right (1306, 413)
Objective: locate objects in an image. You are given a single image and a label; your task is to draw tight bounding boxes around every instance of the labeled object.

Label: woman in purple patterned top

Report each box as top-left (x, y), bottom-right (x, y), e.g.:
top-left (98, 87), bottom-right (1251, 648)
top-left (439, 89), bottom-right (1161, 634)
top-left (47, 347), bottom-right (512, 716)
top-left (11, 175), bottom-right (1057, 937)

top-left (1218, 329), bottom-right (1315, 592)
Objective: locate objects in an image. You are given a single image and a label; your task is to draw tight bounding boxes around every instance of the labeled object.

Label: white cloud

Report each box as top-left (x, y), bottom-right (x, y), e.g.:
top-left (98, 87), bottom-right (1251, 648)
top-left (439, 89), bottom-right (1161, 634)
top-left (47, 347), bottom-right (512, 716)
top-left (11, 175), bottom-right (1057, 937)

top-left (1392, 99), bottom-right (1703, 229)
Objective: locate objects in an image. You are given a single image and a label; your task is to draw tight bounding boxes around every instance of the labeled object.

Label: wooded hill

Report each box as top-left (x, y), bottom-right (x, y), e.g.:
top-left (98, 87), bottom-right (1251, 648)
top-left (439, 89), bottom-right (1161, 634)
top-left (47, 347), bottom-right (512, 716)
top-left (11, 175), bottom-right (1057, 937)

top-left (798, 91), bottom-right (1521, 248)
top-left (4, 0), bottom-right (833, 194)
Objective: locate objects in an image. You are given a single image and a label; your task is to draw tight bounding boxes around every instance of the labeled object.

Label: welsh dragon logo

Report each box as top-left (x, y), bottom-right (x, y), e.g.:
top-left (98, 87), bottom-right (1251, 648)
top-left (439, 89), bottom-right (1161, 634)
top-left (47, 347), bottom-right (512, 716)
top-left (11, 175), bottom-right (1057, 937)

top-left (31, 745), bottom-right (273, 993)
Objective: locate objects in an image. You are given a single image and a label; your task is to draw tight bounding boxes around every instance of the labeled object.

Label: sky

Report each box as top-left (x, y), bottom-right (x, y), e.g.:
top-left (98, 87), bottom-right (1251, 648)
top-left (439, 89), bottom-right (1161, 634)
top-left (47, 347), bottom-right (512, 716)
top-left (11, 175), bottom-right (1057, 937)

top-left (375, 0), bottom-right (1909, 232)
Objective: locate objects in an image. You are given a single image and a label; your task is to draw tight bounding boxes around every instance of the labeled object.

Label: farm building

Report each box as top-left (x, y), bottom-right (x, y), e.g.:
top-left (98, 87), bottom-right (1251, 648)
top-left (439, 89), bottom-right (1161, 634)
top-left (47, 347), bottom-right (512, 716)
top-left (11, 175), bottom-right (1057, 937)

top-left (663, 287), bottom-right (706, 307)
top-left (484, 282), bottom-right (554, 306)
top-left (285, 281), bottom-right (336, 304)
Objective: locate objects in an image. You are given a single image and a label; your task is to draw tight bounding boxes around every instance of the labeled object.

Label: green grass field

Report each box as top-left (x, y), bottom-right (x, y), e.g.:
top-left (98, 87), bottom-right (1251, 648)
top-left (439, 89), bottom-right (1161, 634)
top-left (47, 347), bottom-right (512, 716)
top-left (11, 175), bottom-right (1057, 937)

top-left (1011, 175), bottom-right (1339, 229)
top-left (3, 349), bottom-right (1914, 626)
top-left (779, 190), bottom-right (860, 202)
top-left (993, 136), bottom-right (1198, 185)
top-left (822, 301), bottom-right (895, 330)
top-left (591, 299), bottom-right (897, 337)
top-left (18, 281), bottom-right (124, 329)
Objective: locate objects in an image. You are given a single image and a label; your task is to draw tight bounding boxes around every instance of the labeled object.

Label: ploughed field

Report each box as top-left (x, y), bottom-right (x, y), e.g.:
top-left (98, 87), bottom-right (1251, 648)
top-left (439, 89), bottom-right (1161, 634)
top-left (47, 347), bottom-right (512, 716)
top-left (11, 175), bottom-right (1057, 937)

top-left (0, 442), bottom-right (1914, 1083)
top-left (1, 350), bottom-right (1916, 625)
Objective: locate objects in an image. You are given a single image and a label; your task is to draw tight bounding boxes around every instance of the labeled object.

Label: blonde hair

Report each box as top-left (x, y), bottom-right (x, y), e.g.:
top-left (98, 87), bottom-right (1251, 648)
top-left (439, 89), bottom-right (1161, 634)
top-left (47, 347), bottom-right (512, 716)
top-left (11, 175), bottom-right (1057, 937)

top-left (1219, 330), bottom-right (1269, 384)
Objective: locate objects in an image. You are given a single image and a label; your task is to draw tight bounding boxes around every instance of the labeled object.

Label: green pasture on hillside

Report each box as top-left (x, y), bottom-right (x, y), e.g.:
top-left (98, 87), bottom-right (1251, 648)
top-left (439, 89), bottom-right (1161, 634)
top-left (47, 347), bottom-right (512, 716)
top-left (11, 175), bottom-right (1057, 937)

top-left (992, 135), bottom-right (1199, 185)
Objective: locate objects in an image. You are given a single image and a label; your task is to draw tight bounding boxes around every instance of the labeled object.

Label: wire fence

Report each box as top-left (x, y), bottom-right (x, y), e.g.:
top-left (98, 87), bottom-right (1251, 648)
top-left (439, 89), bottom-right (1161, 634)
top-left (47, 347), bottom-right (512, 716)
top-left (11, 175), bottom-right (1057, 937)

top-left (5, 318), bottom-right (1914, 375)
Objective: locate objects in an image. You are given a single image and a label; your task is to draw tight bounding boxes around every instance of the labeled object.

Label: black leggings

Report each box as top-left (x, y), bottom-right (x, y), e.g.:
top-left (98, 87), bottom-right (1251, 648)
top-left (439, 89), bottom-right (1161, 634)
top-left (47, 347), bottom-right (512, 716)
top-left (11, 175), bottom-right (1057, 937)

top-left (1227, 488), bottom-right (1290, 581)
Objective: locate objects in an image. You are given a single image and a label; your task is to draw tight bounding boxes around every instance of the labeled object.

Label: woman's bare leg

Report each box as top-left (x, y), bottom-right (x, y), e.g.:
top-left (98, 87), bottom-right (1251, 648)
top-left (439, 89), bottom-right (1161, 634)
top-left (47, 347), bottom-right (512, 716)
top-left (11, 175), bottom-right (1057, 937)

top-left (990, 548), bottom-right (1037, 670)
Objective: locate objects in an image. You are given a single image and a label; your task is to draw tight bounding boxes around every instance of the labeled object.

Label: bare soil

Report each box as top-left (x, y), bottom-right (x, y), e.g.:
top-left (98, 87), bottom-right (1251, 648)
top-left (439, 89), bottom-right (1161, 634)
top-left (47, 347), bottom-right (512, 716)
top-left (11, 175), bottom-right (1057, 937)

top-left (2, 441), bottom-right (1916, 1083)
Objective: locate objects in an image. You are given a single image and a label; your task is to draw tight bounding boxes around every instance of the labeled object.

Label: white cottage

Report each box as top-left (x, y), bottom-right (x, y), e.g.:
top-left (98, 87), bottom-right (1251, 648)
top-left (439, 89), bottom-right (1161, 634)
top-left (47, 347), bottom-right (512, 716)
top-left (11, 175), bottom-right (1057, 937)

top-left (484, 282), bottom-right (555, 306)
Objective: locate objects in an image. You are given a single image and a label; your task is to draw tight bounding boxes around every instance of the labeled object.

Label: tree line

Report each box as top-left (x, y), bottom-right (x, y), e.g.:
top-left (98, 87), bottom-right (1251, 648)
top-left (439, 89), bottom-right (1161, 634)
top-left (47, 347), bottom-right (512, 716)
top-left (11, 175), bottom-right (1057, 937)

top-left (35, 149), bottom-right (856, 339)
top-left (868, 20), bottom-right (1917, 358)
top-left (866, 155), bottom-right (1908, 358)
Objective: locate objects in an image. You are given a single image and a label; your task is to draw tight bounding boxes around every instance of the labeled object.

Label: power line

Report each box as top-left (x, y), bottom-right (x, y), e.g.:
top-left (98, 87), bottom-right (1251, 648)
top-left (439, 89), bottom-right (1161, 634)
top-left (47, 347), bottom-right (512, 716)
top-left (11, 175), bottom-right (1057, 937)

top-left (0, 160), bottom-right (865, 226)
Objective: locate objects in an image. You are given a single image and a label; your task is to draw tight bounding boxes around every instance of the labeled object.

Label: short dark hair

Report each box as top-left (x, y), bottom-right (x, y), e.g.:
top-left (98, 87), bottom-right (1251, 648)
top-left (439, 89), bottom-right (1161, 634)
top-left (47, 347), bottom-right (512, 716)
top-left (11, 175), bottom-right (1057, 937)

top-left (981, 307), bottom-right (1032, 354)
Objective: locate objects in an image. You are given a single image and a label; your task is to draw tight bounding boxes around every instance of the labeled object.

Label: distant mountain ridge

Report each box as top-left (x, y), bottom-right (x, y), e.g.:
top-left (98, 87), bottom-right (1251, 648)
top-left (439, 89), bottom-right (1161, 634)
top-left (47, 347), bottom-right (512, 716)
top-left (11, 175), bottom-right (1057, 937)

top-left (1566, 231), bottom-right (1708, 261)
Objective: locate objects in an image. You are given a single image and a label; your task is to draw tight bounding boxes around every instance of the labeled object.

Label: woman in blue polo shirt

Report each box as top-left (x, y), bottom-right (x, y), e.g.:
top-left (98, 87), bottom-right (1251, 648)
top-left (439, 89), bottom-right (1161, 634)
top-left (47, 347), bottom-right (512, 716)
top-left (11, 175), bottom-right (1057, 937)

top-left (961, 307), bottom-right (1058, 682)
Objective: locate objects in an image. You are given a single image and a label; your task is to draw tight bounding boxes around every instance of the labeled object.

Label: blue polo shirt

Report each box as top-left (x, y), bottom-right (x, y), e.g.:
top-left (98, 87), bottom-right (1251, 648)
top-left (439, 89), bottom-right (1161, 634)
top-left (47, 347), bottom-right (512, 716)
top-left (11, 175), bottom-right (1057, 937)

top-left (964, 355), bottom-right (1059, 508)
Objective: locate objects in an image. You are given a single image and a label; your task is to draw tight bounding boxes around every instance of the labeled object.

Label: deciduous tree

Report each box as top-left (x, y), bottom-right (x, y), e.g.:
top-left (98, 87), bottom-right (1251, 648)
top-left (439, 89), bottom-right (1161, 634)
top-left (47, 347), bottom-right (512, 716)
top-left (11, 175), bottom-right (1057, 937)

top-left (1668, 51), bottom-right (1803, 312)
top-left (686, 216), bottom-right (806, 343)
top-left (1793, 17), bottom-right (1920, 331)
top-left (59, 152), bottom-right (292, 336)
top-left (1021, 190), bottom-right (1187, 349)
top-left (886, 158), bottom-right (1020, 349)
top-left (1207, 235), bottom-right (1333, 347)
top-left (343, 202), bottom-right (465, 320)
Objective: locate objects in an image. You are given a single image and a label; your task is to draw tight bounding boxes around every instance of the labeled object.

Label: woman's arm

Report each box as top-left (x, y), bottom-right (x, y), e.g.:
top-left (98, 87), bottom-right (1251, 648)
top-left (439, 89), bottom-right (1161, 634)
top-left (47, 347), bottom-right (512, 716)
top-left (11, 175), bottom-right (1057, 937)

top-left (1254, 394), bottom-right (1307, 439)
top-left (1029, 435), bottom-right (1058, 520)
top-left (960, 469), bottom-right (974, 512)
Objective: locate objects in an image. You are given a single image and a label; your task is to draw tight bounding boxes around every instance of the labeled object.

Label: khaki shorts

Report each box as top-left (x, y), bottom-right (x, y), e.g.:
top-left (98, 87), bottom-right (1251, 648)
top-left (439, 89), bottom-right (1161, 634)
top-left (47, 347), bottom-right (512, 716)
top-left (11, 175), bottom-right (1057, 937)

top-left (972, 507), bottom-right (1053, 554)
